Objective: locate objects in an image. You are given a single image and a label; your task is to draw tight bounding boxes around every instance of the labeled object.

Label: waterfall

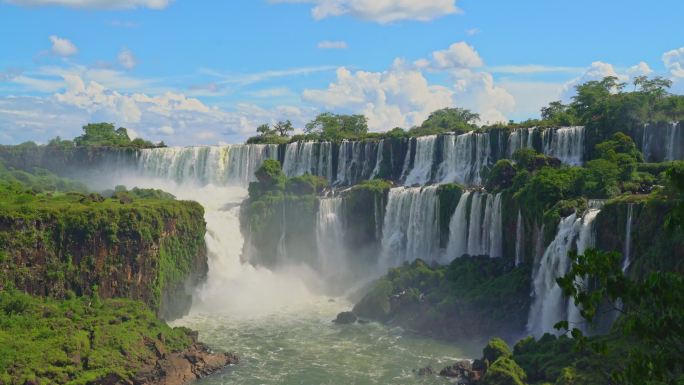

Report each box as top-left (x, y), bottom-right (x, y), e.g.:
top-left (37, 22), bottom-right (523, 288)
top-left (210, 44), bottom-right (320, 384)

top-left (282, 141), bottom-right (335, 181)
top-left (527, 206), bottom-right (601, 337)
top-left (445, 191), bottom-right (503, 259)
top-left (282, 141), bottom-right (315, 177)
top-left (666, 122), bottom-right (683, 161)
top-left (445, 192), bottom-right (471, 259)
top-left (527, 214), bottom-right (581, 337)
top-left (515, 211), bottom-right (524, 266)
top-left (622, 204), bottom-right (634, 272)
top-left (379, 186), bottom-right (440, 270)
top-left (336, 141), bottom-right (378, 185)
top-left (437, 131), bottom-right (491, 185)
top-left (370, 140), bottom-right (384, 179)
top-left (508, 127), bottom-right (537, 157)
top-left (316, 198), bottom-right (347, 277)
top-left (542, 126), bottom-right (585, 165)
top-left (276, 204), bottom-right (288, 264)
top-left (138, 144), bottom-right (278, 186)
top-left (404, 135), bottom-right (437, 185)
top-left (566, 207), bottom-right (601, 333)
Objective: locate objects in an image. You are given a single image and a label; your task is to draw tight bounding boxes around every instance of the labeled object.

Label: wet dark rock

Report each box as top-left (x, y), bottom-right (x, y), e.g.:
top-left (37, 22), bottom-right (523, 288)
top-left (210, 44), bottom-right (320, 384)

top-left (415, 366), bottom-right (434, 376)
top-left (333, 311), bottom-right (357, 324)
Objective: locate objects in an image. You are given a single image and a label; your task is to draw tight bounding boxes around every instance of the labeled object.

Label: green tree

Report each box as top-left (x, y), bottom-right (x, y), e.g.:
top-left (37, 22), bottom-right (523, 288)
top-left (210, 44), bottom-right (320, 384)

top-left (416, 107), bottom-right (479, 135)
top-left (304, 113), bottom-right (368, 140)
top-left (556, 248), bottom-right (684, 385)
top-left (273, 120), bottom-right (294, 137)
top-left (256, 123), bottom-right (275, 136)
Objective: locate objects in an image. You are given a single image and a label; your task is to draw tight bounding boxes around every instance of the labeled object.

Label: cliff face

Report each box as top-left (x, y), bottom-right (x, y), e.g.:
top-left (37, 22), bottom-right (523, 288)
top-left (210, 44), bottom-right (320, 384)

top-left (0, 196), bottom-right (207, 320)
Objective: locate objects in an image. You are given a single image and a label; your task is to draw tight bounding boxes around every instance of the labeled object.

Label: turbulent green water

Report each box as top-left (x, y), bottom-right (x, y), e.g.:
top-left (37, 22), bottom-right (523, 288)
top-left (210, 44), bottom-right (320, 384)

top-left (176, 299), bottom-right (476, 385)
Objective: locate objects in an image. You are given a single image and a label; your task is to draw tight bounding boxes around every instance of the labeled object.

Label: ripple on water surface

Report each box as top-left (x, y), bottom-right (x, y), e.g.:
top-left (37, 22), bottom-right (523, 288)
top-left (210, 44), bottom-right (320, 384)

top-left (174, 298), bottom-right (476, 385)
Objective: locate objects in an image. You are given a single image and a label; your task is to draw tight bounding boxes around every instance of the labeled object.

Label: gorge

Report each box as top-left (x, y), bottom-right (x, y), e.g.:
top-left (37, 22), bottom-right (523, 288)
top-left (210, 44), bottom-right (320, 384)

top-left (1, 112), bottom-right (683, 384)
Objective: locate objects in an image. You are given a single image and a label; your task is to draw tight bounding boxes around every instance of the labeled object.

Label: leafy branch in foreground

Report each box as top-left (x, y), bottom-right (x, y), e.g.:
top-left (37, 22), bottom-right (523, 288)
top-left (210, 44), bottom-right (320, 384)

top-left (555, 248), bottom-right (684, 385)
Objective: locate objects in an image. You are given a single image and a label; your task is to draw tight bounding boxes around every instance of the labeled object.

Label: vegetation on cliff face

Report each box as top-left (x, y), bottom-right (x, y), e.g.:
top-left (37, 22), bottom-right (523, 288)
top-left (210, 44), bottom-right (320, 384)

top-left (352, 257), bottom-right (530, 341)
top-left (241, 160), bottom-right (326, 266)
top-left (0, 290), bottom-right (194, 385)
top-left (0, 162), bottom-right (207, 320)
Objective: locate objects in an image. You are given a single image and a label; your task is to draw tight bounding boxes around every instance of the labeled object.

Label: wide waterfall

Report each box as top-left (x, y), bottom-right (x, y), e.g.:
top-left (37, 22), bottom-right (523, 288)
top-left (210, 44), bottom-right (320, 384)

top-left (379, 186), bottom-right (440, 270)
top-left (138, 144), bottom-right (278, 186)
top-left (527, 206), bottom-right (601, 337)
top-left (437, 132), bottom-right (492, 185)
top-left (542, 126), bottom-right (585, 166)
top-left (445, 191), bottom-right (503, 259)
top-left (508, 127), bottom-right (538, 157)
top-left (642, 122), bottom-right (684, 162)
top-left (282, 141), bottom-right (335, 181)
top-left (336, 140), bottom-right (379, 185)
top-left (403, 135), bottom-right (437, 185)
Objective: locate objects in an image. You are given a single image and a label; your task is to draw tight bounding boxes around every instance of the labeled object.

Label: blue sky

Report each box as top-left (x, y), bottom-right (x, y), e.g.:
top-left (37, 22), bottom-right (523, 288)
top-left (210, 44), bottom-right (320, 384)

top-left (1, 0), bottom-right (683, 145)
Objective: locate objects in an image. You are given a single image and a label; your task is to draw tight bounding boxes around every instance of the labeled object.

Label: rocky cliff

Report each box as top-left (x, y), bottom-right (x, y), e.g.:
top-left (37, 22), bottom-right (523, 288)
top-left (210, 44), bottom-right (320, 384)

top-left (0, 192), bottom-right (207, 321)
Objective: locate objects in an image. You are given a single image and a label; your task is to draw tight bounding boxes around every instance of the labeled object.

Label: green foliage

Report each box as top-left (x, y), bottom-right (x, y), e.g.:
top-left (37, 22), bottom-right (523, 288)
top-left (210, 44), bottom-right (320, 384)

top-left (412, 107), bottom-right (479, 136)
top-left (304, 113), bottom-right (368, 141)
top-left (555, 248), bottom-right (684, 385)
top-left (72, 123), bottom-right (159, 149)
top-left (0, 166), bottom-right (205, 316)
top-left (483, 338), bottom-right (513, 363)
top-left (246, 121), bottom-right (295, 144)
top-left (481, 357), bottom-right (527, 385)
top-left (0, 290), bottom-right (193, 384)
top-left (353, 257), bottom-right (531, 340)
top-left (486, 160), bottom-right (517, 192)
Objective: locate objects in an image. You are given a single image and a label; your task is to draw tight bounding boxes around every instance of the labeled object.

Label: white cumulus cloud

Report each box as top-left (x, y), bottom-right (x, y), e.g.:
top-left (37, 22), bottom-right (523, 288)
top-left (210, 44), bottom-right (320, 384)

top-left (663, 47), bottom-right (684, 78)
top-left (303, 61), bottom-right (454, 130)
top-left (302, 41), bottom-right (515, 130)
top-left (49, 35), bottom-right (78, 57)
top-left (4, 0), bottom-right (170, 9)
top-left (431, 41), bottom-right (483, 69)
top-left (273, 0), bottom-right (461, 23)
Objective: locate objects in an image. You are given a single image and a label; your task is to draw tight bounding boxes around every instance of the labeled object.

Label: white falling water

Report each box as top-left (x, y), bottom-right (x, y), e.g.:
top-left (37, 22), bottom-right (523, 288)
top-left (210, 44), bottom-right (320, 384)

top-left (666, 122), bottom-right (683, 161)
top-left (316, 198), bottom-right (347, 278)
top-left (527, 213), bottom-right (581, 337)
top-left (336, 141), bottom-right (379, 185)
top-left (379, 186), bottom-right (440, 270)
top-left (282, 141), bottom-right (315, 177)
top-left (370, 139), bottom-right (384, 179)
top-left (404, 136), bottom-right (437, 185)
top-left (445, 192), bottom-right (471, 259)
top-left (622, 204), bottom-right (634, 272)
top-left (437, 131), bottom-right (492, 185)
top-left (138, 144), bottom-right (278, 187)
top-left (282, 141), bottom-right (335, 182)
top-left (527, 206), bottom-right (601, 338)
top-left (566, 207), bottom-right (601, 333)
top-left (542, 126), bottom-right (585, 165)
top-left (445, 192), bottom-right (503, 259)
top-left (515, 210), bottom-right (524, 266)
top-left (508, 127), bottom-right (538, 157)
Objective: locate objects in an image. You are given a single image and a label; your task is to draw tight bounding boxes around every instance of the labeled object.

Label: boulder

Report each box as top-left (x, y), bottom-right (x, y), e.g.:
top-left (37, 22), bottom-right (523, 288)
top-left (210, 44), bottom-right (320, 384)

top-left (333, 311), bottom-right (357, 324)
